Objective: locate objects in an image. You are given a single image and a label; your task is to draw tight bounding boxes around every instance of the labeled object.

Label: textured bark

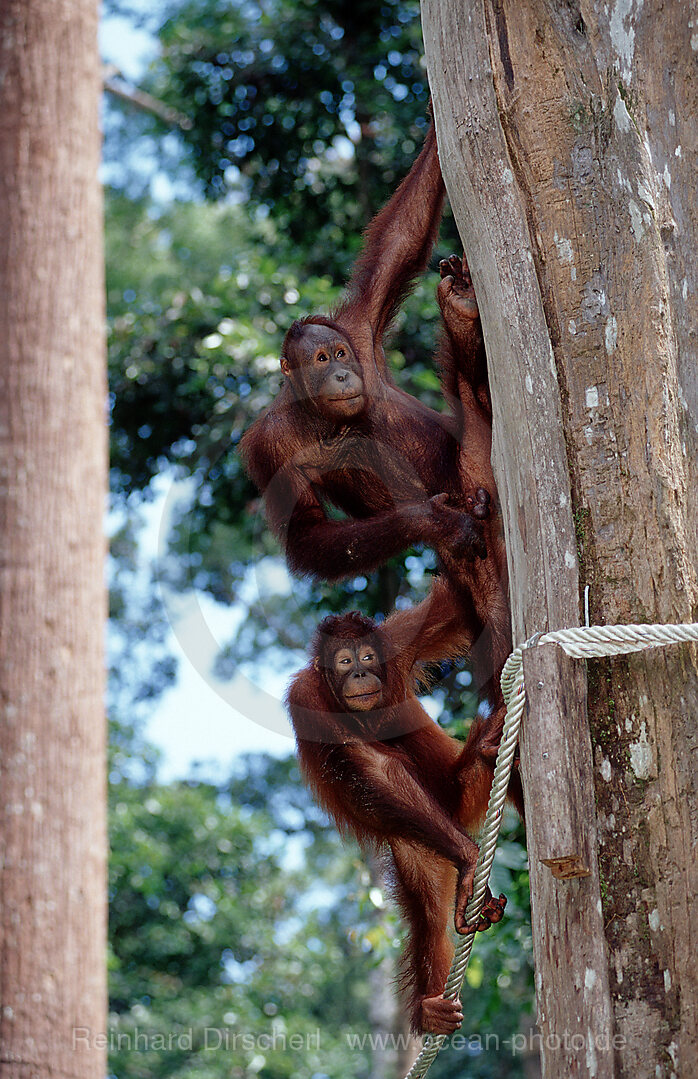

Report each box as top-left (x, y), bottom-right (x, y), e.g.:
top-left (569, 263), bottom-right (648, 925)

top-left (521, 645), bottom-right (593, 880)
top-left (423, 1), bottom-right (698, 1077)
top-left (0, 3), bottom-right (107, 1078)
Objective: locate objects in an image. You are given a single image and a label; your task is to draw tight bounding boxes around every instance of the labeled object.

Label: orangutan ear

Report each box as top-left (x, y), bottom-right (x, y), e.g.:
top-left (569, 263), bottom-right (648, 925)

top-left (280, 355), bottom-right (291, 377)
top-left (312, 657), bottom-right (320, 673)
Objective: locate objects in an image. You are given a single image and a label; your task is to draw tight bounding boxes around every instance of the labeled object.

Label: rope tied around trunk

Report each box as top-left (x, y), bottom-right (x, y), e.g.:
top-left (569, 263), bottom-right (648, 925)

top-left (403, 621), bottom-right (698, 1079)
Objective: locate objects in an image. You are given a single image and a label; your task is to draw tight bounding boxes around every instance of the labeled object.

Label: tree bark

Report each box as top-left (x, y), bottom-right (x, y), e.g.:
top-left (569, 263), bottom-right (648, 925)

top-left (0, 3), bottom-right (107, 1078)
top-left (422, 1), bottom-right (698, 1077)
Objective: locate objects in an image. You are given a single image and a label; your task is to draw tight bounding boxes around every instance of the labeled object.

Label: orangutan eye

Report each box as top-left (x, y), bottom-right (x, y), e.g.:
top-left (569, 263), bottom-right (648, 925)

top-left (362, 652), bottom-right (374, 662)
top-left (316, 352), bottom-right (329, 363)
top-left (336, 348), bottom-right (345, 359)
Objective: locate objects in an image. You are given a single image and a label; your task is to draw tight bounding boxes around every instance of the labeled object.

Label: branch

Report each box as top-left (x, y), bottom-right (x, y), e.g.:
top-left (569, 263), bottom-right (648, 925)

top-left (102, 64), bottom-right (193, 131)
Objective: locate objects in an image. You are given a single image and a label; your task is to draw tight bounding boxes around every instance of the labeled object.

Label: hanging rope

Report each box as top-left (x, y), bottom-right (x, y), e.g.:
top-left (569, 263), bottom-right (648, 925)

top-left (403, 620), bottom-right (698, 1079)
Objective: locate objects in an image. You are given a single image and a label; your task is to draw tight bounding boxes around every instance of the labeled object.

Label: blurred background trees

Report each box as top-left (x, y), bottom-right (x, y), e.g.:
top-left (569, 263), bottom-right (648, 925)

top-left (104, 1), bottom-right (534, 1075)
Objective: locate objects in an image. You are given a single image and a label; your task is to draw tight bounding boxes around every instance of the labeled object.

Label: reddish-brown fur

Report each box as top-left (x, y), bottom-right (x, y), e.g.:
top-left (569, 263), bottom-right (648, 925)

top-left (240, 122), bottom-right (511, 707)
top-left (287, 578), bottom-right (523, 1033)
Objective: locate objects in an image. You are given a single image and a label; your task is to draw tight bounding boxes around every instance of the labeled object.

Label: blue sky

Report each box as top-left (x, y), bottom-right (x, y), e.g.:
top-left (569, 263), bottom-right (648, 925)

top-left (100, 8), bottom-right (156, 80)
top-left (141, 487), bottom-right (295, 780)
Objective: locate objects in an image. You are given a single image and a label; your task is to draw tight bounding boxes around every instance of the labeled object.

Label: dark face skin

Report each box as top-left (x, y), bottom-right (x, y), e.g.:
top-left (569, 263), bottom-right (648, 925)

top-left (331, 639), bottom-right (383, 712)
top-left (281, 324), bottom-right (366, 421)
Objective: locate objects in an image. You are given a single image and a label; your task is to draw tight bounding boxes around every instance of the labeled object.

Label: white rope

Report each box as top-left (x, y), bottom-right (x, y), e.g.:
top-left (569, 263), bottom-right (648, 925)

top-left (403, 620), bottom-right (698, 1079)
top-left (539, 622), bottom-right (698, 658)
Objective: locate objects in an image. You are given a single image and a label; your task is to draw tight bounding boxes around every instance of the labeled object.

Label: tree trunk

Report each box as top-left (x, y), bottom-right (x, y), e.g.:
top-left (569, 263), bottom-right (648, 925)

top-left (0, 3), bottom-right (107, 1078)
top-left (422, 2), bottom-right (698, 1077)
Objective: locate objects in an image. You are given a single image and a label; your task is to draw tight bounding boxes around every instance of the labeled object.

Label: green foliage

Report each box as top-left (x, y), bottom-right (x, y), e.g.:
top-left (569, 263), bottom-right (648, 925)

top-left (107, 193), bottom-right (333, 493)
top-left (109, 759), bottom-right (379, 1078)
top-left (140, 0), bottom-right (430, 272)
